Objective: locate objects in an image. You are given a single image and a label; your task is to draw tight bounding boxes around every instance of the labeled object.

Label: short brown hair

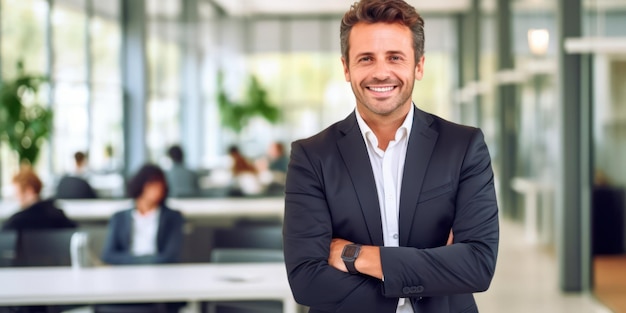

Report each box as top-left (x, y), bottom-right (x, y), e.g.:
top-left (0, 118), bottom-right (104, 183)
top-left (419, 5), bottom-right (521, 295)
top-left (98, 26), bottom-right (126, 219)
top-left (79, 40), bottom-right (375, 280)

top-left (340, 0), bottom-right (425, 64)
top-left (74, 151), bottom-right (86, 165)
top-left (12, 167), bottom-right (43, 195)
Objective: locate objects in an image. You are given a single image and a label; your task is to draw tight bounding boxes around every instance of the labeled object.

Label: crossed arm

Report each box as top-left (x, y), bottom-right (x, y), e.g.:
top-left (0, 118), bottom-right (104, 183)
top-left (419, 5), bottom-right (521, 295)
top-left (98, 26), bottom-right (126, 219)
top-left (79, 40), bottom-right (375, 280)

top-left (327, 231), bottom-right (454, 279)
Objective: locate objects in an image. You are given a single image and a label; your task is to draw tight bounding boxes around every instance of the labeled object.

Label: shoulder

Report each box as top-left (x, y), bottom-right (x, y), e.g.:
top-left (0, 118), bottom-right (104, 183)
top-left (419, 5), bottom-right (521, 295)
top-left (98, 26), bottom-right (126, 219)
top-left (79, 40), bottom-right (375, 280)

top-left (110, 208), bottom-right (133, 221)
top-left (416, 110), bottom-right (484, 149)
top-left (160, 206), bottom-right (184, 220)
top-left (1, 210), bottom-right (26, 230)
top-left (424, 111), bottom-right (480, 138)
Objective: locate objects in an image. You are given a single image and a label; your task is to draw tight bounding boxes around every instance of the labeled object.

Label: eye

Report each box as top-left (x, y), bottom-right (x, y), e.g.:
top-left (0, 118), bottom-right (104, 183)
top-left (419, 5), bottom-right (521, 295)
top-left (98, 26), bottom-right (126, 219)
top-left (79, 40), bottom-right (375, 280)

top-left (358, 56), bottom-right (372, 62)
top-left (390, 55), bottom-right (402, 61)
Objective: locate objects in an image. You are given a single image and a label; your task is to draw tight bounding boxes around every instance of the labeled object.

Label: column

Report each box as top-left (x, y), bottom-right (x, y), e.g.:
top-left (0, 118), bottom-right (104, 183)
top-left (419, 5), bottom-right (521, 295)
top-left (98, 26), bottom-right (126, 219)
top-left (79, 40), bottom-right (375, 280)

top-left (121, 0), bottom-right (148, 177)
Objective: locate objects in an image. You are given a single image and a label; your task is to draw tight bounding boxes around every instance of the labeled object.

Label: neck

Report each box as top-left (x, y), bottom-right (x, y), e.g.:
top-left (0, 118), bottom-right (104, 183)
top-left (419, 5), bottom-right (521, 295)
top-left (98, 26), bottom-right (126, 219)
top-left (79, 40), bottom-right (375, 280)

top-left (359, 106), bottom-right (410, 151)
top-left (136, 199), bottom-right (158, 215)
top-left (20, 194), bottom-right (40, 209)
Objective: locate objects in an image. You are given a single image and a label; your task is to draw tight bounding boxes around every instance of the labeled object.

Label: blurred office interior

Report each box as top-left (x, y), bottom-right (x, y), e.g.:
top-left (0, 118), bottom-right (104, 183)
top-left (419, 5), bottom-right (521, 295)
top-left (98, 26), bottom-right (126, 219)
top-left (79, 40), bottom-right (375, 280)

top-left (1, 0), bottom-right (626, 312)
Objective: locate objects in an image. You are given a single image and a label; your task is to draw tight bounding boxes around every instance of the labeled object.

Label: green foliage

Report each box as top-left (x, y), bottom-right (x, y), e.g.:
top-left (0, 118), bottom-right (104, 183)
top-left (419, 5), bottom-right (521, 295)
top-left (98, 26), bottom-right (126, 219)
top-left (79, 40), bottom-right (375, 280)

top-left (0, 62), bottom-right (52, 165)
top-left (217, 71), bottom-right (280, 134)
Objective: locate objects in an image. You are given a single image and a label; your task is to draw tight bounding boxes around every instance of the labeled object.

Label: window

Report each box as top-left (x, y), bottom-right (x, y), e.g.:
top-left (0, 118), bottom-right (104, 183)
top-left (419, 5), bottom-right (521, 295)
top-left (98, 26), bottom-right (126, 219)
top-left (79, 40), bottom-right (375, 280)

top-left (51, 0), bottom-right (88, 173)
top-left (89, 1), bottom-right (123, 173)
top-left (0, 0), bottom-right (48, 196)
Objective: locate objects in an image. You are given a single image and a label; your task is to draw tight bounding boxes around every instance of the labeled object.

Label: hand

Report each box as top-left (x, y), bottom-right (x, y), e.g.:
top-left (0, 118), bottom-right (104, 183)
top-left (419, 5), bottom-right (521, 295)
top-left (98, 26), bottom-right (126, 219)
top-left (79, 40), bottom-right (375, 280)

top-left (328, 238), bottom-right (353, 272)
top-left (447, 230), bottom-right (454, 245)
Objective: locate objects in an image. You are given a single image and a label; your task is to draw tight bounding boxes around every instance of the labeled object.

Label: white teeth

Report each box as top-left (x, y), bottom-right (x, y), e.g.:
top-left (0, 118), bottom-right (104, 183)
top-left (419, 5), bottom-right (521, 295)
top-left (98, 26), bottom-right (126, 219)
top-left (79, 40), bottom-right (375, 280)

top-left (369, 86), bottom-right (394, 92)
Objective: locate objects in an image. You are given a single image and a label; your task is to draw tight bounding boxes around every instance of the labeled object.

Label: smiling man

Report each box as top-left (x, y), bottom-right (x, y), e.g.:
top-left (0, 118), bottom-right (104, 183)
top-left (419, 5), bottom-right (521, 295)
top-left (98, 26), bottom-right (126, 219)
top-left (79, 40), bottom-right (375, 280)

top-left (283, 0), bottom-right (499, 313)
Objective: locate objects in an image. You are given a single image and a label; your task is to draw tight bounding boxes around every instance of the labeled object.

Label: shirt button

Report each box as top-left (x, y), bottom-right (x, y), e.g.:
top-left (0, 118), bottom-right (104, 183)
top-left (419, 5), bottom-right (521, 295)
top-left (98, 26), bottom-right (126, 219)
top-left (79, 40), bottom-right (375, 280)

top-left (393, 233), bottom-right (399, 239)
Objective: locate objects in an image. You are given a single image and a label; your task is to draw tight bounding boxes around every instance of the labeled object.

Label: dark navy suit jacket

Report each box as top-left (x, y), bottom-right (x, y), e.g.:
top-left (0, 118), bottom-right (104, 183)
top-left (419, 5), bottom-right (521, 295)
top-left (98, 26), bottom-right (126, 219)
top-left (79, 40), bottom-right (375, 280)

top-left (101, 205), bottom-right (184, 265)
top-left (283, 107), bottom-right (499, 313)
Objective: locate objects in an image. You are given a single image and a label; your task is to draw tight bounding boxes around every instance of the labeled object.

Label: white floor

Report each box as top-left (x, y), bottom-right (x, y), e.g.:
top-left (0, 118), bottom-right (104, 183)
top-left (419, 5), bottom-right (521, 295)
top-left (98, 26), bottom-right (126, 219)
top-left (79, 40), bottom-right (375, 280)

top-left (475, 218), bottom-right (612, 313)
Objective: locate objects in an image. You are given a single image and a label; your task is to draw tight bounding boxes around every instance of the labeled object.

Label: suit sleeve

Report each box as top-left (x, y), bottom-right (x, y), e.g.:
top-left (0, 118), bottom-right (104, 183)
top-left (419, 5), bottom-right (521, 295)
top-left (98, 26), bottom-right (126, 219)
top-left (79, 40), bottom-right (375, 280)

top-left (153, 210), bottom-right (185, 264)
top-left (283, 141), bottom-right (398, 313)
top-left (101, 212), bottom-right (139, 265)
top-left (379, 129), bottom-right (499, 298)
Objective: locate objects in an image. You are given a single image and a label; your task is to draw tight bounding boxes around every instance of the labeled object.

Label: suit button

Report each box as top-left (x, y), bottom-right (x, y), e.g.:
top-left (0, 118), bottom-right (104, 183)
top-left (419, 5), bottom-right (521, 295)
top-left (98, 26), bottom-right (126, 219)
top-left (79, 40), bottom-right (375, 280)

top-left (402, 287), bottom-right (411, 294)
top-left (410, 286), bottom-right (418, 293)
top-left (416, 286), bottom-right (424, 293)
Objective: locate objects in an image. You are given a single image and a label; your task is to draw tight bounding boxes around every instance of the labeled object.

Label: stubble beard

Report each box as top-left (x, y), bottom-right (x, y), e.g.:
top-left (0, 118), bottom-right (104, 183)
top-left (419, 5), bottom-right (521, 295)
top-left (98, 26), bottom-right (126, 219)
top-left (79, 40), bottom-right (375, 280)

top-left (354, 79), bottom-right (415, 117)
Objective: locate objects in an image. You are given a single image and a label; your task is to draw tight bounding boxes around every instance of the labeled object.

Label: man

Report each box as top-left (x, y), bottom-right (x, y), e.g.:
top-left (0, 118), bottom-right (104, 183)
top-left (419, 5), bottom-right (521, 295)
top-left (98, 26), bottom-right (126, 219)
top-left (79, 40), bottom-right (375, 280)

top-left (55, 151), bottom-right (98, 199)
top-left (283, 1), bottom-right (499, 312)
top-left (165, 145), bottom-right (199, 198)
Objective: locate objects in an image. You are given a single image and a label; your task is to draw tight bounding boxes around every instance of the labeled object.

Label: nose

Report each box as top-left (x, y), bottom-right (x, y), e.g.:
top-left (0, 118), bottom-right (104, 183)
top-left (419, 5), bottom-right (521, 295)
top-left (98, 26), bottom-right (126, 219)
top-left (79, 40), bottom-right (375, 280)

top-left (371, 60), bottom-right (391, 81)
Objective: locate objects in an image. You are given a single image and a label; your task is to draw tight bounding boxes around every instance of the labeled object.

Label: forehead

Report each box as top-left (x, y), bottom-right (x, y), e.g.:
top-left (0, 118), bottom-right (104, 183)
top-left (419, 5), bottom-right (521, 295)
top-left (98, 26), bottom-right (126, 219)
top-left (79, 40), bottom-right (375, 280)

top-left (348, 22), bottom-right (413, 57)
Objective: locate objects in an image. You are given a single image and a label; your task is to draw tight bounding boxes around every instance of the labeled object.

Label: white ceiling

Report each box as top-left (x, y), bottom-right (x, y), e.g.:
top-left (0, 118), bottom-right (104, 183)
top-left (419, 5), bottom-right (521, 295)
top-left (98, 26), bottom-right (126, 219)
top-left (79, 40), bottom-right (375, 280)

top-left (211, 0), bottom-right (472, 16)
top-left (212, 0), bottom-right (626, 16)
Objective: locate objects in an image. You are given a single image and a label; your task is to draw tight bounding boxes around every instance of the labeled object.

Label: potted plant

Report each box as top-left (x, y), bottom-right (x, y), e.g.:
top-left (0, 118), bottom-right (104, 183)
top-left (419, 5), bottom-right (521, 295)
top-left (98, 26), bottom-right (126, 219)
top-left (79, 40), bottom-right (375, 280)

top-left (217, 71), bottom-right (280, 134)
top-left (0, 62), bottom-right (53, 166)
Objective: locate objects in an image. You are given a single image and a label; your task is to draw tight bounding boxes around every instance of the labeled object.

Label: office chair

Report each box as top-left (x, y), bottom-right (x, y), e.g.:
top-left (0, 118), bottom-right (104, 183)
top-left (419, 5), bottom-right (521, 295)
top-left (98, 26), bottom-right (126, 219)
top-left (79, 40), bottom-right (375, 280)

top-left (0, 231), bottom-right (17, 267)
top-left (208, 225), bottom-right (284, 313)
top-left (212, 225), bottom-right (283, 250)
top-left (13, 229), bottom-right (76, 267)
top-left (55, 175), bottom-right (97, 199)
top-left (93, 303), bottom-right (168, 313)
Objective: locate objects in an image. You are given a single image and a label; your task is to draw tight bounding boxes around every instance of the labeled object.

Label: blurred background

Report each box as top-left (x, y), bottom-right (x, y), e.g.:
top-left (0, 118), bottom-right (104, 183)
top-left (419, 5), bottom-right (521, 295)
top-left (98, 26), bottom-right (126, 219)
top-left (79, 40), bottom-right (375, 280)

top-left (0, 0), bottom-right (626, 312)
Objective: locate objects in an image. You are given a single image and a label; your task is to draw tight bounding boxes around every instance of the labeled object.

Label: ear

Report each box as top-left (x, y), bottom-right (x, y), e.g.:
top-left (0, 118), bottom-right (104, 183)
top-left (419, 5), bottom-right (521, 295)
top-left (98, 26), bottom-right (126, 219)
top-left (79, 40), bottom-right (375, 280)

top-left (341, 57), bottom-right (350, 82)
top-left (414, 55), bottom-right (425, 81)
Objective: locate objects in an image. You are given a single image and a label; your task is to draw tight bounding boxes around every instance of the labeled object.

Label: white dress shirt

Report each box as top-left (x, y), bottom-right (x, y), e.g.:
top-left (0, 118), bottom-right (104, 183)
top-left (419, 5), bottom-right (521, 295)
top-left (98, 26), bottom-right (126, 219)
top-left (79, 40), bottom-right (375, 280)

top-left (355, 105), bottom-right (415, 313)
top-left (131, 208), bottom-right (160, 256)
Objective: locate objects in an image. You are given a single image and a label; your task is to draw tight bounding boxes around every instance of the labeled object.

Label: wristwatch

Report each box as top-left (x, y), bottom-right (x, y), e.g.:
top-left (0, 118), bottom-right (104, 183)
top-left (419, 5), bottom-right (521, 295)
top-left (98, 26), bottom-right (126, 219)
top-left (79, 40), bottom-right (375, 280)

top-left (341, 244), bottom-right (362, 274)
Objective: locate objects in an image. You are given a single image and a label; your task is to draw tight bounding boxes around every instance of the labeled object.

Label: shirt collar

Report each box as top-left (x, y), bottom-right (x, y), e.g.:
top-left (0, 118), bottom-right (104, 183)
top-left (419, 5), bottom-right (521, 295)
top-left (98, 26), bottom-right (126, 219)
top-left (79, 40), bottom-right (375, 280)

top-left (132, 207), bottom-right (161, 221)
top-left (355, 104), bottom-right (415, 148)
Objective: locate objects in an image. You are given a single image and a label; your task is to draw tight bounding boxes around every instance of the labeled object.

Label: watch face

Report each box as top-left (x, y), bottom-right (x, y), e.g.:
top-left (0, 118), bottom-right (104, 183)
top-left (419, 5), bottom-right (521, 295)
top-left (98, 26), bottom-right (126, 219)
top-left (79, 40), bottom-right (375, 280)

top-left (343, 245), bottom-right (359, 257)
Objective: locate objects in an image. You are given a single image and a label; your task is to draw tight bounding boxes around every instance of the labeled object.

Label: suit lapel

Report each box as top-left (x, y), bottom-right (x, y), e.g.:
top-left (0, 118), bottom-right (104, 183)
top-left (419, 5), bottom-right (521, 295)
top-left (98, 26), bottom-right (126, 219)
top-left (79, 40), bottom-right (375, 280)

top-left (337, 112), bottom-right (384, 246)
top-left (399, 108), bottom-right (438, 246)
top-left (156, 207), bottom-right (167, 250)
top-left (122, 209), bottom-right (133, 251)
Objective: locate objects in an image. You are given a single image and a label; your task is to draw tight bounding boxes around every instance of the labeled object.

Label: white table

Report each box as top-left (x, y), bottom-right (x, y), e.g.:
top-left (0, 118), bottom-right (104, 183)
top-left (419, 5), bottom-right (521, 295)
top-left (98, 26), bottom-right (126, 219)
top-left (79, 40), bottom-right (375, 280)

top-left (0, 263), bottom-right (297, 313)
top-left (0, 197), bottom-right (285, 222)
top-left (511, 177), bottom-right (554, 244)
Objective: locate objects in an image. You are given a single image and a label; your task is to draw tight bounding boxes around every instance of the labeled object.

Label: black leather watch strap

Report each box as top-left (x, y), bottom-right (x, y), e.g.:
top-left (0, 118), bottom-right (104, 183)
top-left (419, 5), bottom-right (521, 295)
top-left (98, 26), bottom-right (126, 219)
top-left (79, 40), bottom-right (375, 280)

top-left (345, 257), bottom-right (359, 274)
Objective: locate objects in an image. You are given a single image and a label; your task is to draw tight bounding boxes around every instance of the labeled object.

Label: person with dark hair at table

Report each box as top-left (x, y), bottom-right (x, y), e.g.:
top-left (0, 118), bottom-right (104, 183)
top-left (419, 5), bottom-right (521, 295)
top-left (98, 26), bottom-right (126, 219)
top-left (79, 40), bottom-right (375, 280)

top-left (55, 151), bottom-right (98, 199)
top-left (165, 145), bottom-right (199, 198)
top-left (101, 164), bottom-right (185, 264)
top-left (2, 167), bottom-right (76, 231)
top-left (100, 164), bottom-right (185, 312)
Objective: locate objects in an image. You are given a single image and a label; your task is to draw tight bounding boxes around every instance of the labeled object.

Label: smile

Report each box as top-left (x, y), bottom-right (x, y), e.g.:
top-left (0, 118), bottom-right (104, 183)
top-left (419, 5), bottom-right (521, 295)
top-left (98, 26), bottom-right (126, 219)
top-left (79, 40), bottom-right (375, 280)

top-left (367, 86), bottom-right (395, 92)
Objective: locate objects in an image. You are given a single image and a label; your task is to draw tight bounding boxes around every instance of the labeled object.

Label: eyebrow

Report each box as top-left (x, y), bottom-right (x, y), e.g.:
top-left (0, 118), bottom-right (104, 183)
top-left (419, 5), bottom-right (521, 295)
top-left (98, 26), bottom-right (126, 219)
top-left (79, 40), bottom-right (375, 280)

top-left (353, 50), bottom-right (407, 59)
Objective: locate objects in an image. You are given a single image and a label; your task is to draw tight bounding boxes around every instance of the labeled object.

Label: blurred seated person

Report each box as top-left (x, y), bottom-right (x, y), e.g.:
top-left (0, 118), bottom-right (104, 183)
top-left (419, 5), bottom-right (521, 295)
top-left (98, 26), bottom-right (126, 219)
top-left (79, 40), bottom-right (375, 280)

top-left (228, 145), bottom-right (265, 197)
top-left (2, 167), bottom-right (77, 231)
top-left (268, 142), bottom-right (288, 174)
top-left (165, 145), bottom-right (199, 198)
top-left (256, 142), bottom-right (289, 196)
top-left (101, 164), bottom-right (185, 264)
top-left (55, 151), bottom-right (97, 199)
